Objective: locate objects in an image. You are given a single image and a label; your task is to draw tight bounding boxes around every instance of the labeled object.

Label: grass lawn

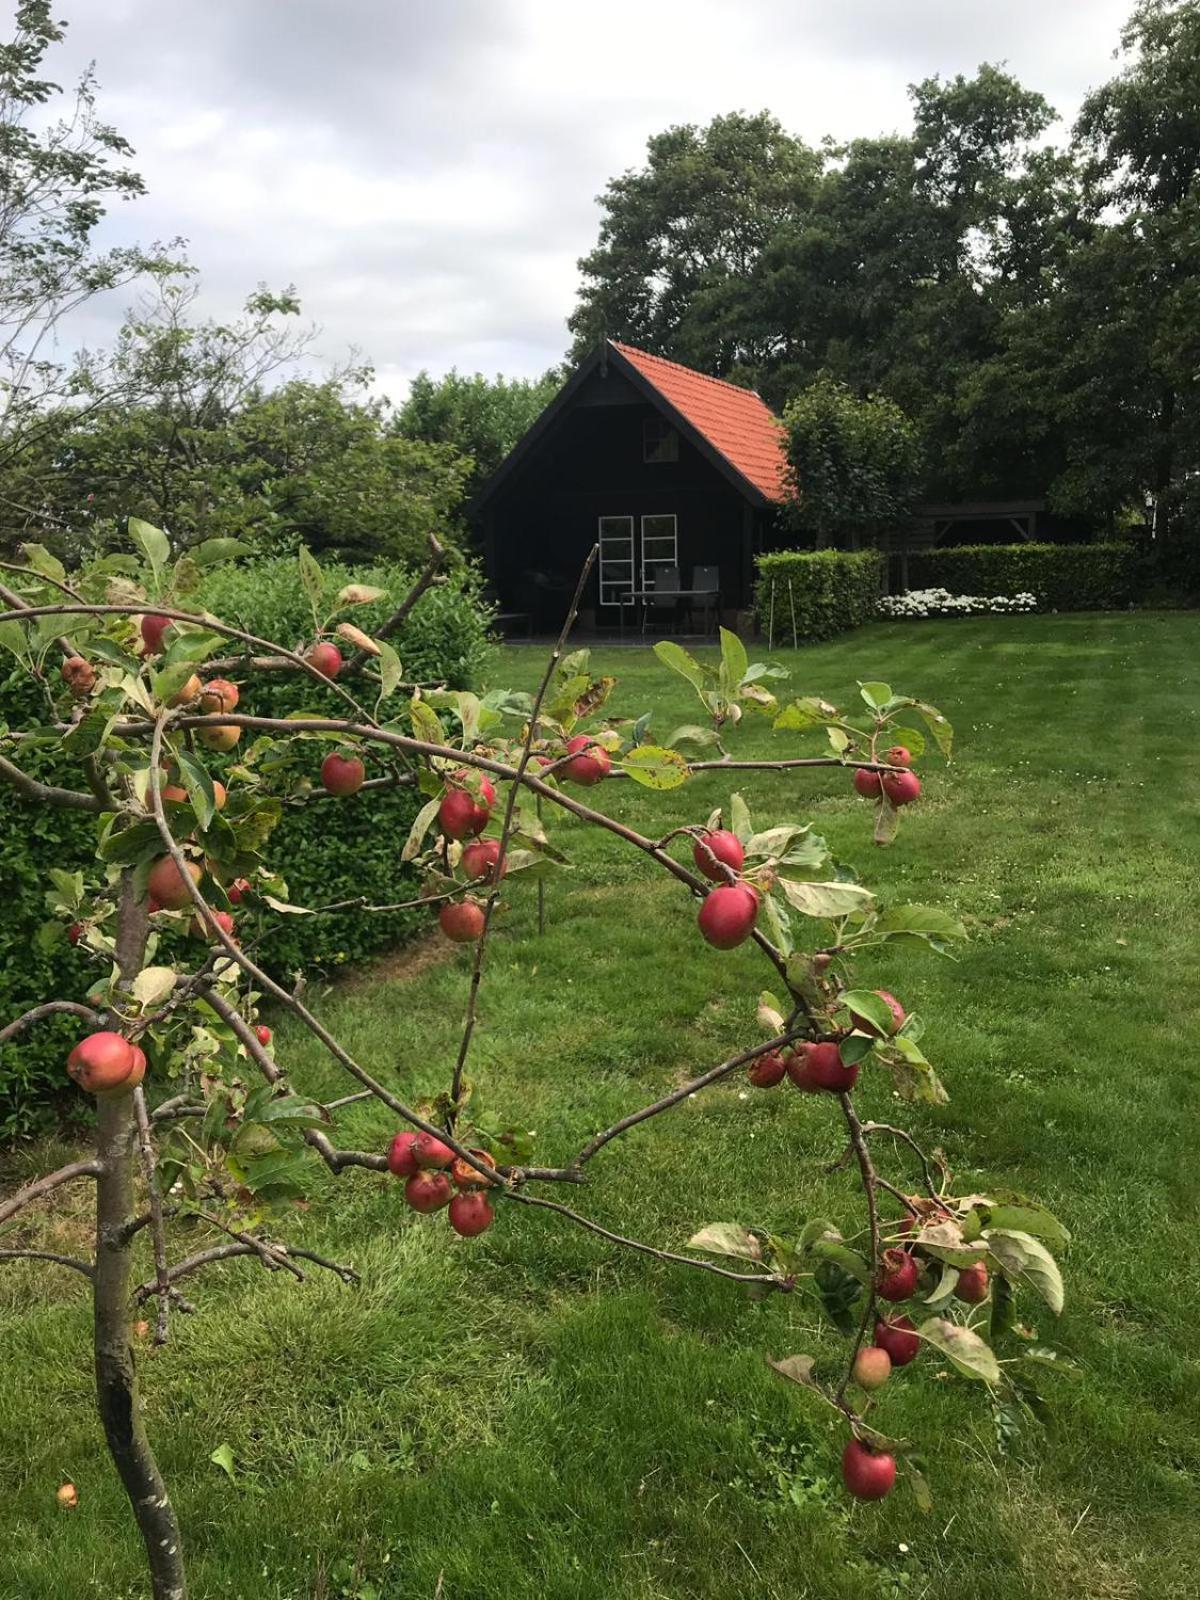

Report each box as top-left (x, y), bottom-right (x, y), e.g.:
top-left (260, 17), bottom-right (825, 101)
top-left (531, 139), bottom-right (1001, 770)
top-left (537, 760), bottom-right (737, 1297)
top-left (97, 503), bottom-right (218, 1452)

top-left (4, 611), bottom-right (1200, 1599)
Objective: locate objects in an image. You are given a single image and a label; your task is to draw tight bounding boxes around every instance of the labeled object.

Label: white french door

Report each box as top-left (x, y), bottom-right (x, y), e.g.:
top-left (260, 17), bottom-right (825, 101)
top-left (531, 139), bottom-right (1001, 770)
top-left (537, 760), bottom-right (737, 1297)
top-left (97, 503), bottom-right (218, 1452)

top-left (597, 513), bottom-right (678, 606)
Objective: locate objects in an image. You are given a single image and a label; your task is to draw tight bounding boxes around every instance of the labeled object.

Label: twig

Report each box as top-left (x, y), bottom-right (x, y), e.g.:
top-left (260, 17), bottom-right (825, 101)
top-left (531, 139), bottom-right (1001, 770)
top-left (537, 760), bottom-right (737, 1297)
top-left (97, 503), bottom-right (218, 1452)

top-left (861, 1122), bottom-right (944, 1202)
top-left (132, 1088), bottom-right (172, 1344)
top-left (0, 1159), bottom-right (102, 1226)
top-left (0, 751), bottom-right (105, 812)
top-left (836, 1095), bottom-right (880, 1403)
top-left (133, 1241), bottom-right (358, 1302)
top-left (574, 1029), bottom-right (808, 1166)
top-left (445, 543), bottom-right (598, 1135)
top-left (507, 1191), bottom-right (791, 1289)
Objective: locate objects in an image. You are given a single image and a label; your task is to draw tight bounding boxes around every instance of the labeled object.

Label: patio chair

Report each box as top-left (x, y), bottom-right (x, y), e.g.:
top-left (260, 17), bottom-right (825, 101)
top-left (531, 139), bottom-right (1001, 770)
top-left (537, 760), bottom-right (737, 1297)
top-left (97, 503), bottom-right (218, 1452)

top-left (641, 565), bottom-right (681, 636)
top-left (686, 565), bottom-right (720, 635)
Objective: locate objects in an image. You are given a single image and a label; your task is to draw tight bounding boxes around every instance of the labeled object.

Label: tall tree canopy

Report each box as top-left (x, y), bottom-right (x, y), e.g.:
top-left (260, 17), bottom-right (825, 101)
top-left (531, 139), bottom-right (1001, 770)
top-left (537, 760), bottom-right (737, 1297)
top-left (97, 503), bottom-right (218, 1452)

top-left (396, 367), bottom-right (562, 498)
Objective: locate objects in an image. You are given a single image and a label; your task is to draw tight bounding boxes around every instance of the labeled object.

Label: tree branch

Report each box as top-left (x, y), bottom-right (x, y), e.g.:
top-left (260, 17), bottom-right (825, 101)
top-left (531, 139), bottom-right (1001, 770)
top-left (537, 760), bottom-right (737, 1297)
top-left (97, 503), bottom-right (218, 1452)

top-left (0, 1158), bottom-right (101, 1225)
top-left (0, 1248), bottom-right (94, 1279)
top-left (132, 1088), bottom-right (172, 1345)
top-left (0, 750), bottom-right (104, 811)
top-left (0, 999), bottom-right (102, 1045)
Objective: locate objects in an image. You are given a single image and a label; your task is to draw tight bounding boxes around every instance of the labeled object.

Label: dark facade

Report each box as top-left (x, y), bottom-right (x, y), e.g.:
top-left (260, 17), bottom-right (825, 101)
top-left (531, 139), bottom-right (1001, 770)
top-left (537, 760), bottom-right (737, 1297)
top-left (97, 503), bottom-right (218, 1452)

top-left (474, 349), bottom-right (784, 631)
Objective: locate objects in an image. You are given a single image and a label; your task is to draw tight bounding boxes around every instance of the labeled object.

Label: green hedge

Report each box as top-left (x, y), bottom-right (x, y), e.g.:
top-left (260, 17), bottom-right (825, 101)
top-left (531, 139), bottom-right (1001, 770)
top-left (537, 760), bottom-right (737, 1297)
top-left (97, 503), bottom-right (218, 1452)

top-left (0, 556), bottom-right (494, 1134)
top-left (753, 550), bottom-right (884, 643)
top-left (906, 543), bottom-right (1140, 610)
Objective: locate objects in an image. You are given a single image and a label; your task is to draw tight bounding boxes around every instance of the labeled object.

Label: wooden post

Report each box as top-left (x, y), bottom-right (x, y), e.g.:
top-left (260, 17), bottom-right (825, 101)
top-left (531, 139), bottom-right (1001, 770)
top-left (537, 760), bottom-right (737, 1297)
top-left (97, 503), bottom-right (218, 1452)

top-left (788, 578), bottom-right (799, 649)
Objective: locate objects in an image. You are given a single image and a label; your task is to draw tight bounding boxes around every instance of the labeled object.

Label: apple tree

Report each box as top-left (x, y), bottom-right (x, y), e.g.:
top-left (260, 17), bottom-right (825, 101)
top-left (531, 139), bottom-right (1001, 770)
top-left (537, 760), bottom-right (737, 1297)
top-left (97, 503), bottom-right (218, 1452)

top-left (0, 530), bottom-right (1070, 1597)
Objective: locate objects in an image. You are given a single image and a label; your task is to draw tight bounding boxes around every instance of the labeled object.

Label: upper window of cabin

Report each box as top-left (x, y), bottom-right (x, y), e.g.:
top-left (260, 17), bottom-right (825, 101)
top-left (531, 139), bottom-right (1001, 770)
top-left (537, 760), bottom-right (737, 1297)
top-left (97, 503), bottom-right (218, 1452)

top-left (643, 417), bottom-right (679, 463)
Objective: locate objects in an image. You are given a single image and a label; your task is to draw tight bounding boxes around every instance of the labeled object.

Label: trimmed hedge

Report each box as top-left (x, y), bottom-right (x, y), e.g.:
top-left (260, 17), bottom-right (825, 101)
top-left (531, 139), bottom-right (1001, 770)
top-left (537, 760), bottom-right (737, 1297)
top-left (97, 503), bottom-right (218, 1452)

top-left (0, 556), bottom-right (495, 1134)
top-left (754, 550), bottom-right (884, 643)
top-left (906, 543), bottom-right (1140, 611)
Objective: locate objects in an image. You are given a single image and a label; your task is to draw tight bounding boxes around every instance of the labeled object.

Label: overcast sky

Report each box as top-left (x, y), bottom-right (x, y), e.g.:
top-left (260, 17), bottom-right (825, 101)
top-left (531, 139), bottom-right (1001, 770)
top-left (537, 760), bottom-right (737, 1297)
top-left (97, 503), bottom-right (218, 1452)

top-left (45, 0), bottom-right (1132, 403)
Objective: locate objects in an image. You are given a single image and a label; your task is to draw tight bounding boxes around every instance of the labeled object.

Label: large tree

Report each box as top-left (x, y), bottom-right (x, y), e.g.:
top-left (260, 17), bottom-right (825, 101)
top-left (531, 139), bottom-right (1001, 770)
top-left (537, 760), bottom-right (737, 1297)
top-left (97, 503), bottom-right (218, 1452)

top-left (395, 366), bottom-right (562, 499)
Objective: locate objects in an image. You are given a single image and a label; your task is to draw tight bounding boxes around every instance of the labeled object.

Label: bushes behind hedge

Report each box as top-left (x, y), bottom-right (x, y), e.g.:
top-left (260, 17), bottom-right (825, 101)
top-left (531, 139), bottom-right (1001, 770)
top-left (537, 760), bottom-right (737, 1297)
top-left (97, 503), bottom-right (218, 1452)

top-left (0, 555), bottom-right (495, 1134)
top-left (906, 543), bottom-right (1140, 611)
top-left (753, 549), bottom-right (884, 643)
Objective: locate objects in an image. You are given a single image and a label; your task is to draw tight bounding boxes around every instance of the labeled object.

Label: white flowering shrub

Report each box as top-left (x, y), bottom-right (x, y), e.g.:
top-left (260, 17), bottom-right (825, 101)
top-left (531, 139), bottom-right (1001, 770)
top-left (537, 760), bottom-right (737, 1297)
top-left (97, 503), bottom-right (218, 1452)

top-left (878, 587), bottom-right (1039, 619)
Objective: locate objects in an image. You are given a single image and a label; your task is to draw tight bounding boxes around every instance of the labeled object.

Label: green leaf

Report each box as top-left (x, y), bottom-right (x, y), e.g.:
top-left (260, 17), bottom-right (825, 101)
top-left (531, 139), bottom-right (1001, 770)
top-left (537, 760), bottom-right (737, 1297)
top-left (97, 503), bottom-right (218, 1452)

top-left (47, 867), bottom-right (85, 910)
top-left (761, 890), bottom-right (793, 956)
top-left (884, 725), bottom-right (925, 757)
top-left (873, 791), bottom-right (900, 846)
top-left (839, 1034), bottom-right (876, 1066)
top-left (687, 1223), bottom-right (763, 1261)
top-left (826, 726), bottom-right (850, 755)
top-left (132, 966), bottom-right (177, 1008)
top-left (875, 905), bottom-right (968, 945)
top-left (162, 626), bottom-right (225, 667)
top-left (209, 1443), bottom-right (237, 1482)
top-left (729, 792), bottom-right (752, 843)
top-left (129, 518), bottom-right (170, 588)
top-left (620, 745), bottom-right (690, 790)
top-left (918, 1317), bottom-right (1001, 1383)
top-left (192, 537), bottom-right (253, 568)
top-left (261, 893), bottom-right (316, 915)
top-left (777, 879), bottom-right (874, 919)
top-left (298, 546), bottom-right (324, 622)
top-left (0, 619), bottom-right (27, 659)
top-left (719, 626), bottom-right (749, 690)
top-left (175, 749), bottom-right (217, 832)
top-left (653, 639), bottom-right (706, 692)
top-left (840, 989), bottom-right (896, 1036)
top-left (745, 824), bottom-right (812, 860)
top-left (376, 638), bottom-right (403, 702)
top-left (807, 1235), bottom-right (871, 1286)
top-left (859, 681), bottom-right (893, 711)
top-left (916, 702), bottom-right (954, 760)
top-left (664, 723), bottom-right (721, 750)
top-left (152, 662), bottom-right (201, 706)
top-left (984, 1229), bottom-right (1064, 1315)
top-left (766, 1353), bottom-right (820, 1390)
top-left (968, 1203), bottom-right (1071, 1254)
top-left (408, 697), bottom-right (446, 746)
top-left (19, 543), bottom-right (67, 584)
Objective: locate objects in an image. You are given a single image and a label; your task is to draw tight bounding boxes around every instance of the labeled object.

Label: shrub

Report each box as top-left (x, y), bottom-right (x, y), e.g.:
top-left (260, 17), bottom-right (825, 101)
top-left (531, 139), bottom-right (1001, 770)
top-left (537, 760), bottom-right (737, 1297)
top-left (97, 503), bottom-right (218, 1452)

top-left (879, 588), bottom-right (1039, 619)
top-left (906, 543), bottom-right (1140, 611)
top-left (753, 550), bottom-right (884, 643)
top-left (0, 555), bottom-right (495, 1133)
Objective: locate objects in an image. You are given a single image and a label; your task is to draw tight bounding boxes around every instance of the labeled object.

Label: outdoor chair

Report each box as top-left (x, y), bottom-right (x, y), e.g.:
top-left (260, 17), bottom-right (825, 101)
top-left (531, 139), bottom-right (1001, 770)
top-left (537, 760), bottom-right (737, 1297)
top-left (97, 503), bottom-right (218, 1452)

top-left (641, 565), bottom-right (681, 635)
top-left (686, 565), bottom-right (720, 635)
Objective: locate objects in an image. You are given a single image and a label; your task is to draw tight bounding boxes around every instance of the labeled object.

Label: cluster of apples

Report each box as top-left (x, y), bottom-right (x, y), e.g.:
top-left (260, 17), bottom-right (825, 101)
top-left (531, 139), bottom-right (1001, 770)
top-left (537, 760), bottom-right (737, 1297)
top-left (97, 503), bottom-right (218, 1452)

top-left (689, 829), bottom-right (764, 950)
top-left (66, 1031), bottom-right (146, 1096)
top-left (386, 1129), bottom-right (497, 1236)
top-left (436, 773), bottom-right (500, 943)
top-left (853, 744), bottom-right (921, 807)
top-left (747, 990), bottom-right (905, 1095)
top-left (840, 1211), bottom-right (992, 1500)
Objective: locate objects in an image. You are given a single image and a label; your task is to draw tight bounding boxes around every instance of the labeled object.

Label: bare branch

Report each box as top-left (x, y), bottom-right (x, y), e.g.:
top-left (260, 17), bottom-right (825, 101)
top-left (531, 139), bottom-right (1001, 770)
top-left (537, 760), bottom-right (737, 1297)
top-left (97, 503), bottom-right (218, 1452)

top-left (0, 1158), bottom-right (101, 1226)
top-left (0, 750), bottom-right (104, 811)
top-left (0, 999), bottom-right (101, 1045)
top-left (860, 1122), bottom-right (945, 1203)
top-left (0, 1248), bottom-right (93, 1279)
top-left (835, 1096), bottom-right (880, 1402)
top-left (134, 1240), bottom-right (358, 1301)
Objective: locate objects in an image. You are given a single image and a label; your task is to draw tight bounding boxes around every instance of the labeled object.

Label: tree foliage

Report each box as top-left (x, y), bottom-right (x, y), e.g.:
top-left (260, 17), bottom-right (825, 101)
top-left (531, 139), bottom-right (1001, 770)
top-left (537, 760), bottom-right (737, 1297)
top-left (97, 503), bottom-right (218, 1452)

top-left (396, 366), bottom-right (563, 499)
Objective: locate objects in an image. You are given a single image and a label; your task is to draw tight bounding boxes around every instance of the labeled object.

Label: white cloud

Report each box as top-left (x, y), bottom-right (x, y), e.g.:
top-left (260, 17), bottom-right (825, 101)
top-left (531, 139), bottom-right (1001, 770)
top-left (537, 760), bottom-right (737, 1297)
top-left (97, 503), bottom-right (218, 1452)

top-left (47, 0), bottom-right (1133, 399)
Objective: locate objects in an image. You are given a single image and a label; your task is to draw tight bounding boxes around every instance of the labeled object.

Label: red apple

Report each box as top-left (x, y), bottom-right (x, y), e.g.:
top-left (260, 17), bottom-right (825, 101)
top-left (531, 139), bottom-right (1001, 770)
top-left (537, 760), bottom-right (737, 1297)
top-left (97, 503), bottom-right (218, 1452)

top-left (166, 672), bottom-right (202, 708)
top-left (200, 678), bottom-right (239, 713)
top-left (747, 1049), bottom-right (788, 1088)
top-left (228, 877), bottom-right (251, 906)
top-left (448, 1191), bottom-right (494, 1237)
top-left (403, 1170), bottom-right (452, 1213)
top-left (841, 1437), bottom-right (897, 1501)
top-left (307, 641), bottom-right (343, 679)
top-left (875, 1247), bottom-right (919, 1302)
top-left (853, 768), bottom-right (883, 798)
top-left (439, 788), bottom-right (478, 841)
top-left (254, 1025), bottom-right (272, 1046)
top-left (197, 724), bottom-right (240, 752)
top-left (66, 1031), bottom-right (139, 1094)
top-left (885, 746), bottom-right (913, 768)
top-left (387, 1130), bottom-right (421, 1177)
top-left (851, 1345), bottom-right (892, 1391)
top-left (439, 901), bottom-right (485, 943)
top-left (458, 772), bottom-right (497, 836)
top-left (188, 909), bottom-right (235, 942)
top-left (60, 656), bottom-right (96, 697)
top-left (692, 829), bottom-right (745, 881)
top-left (790, 1039), bottom-right (859, 1093)
top-left (697, 883), bottom-right (759, 949)
top-left (561, 734), bottom-right (611, 785)
top-left (451, 1148), bottom-right (497, 1190)
top-left (874, 1314), bottom-right (921, 1367)
top-left (956, 1261), bottom-right (990, 1304)
top-left (146, 856), bottom-right (201, 910)
top-left (67, 922), bottom-right (83, 946)
top-left (321, 752), bottom-right (365, 796)
top-left (863, 989), bottom-right (905, 1037)
top-left (460, 839), bottom-right (506, 883)
top-left (413, 1131), bottom-right (454, 1169)
top-left (140, 613), bottom-right (172, 653)
top-left (882, 770), bottom-right (921, 806)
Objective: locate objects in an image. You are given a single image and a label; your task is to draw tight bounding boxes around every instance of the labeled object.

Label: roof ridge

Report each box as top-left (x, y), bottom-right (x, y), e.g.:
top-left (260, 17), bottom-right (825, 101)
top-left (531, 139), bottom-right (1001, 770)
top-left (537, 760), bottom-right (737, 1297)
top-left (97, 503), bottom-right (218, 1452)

top-left (609, 340), bottom-right (769, 406)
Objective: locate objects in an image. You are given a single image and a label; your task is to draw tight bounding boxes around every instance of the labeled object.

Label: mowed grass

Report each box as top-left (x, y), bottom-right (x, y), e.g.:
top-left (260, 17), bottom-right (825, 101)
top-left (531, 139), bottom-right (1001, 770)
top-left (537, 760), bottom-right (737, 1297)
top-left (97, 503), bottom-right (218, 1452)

top-left (3, 611), bottom-right (1200, 1600)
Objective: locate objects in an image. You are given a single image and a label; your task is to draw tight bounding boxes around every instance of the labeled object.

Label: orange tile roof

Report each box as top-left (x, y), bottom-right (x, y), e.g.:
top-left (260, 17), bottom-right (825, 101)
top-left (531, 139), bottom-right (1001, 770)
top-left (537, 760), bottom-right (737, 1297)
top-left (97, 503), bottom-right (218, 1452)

top-left (611, 342), bottom-right (790, 504)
